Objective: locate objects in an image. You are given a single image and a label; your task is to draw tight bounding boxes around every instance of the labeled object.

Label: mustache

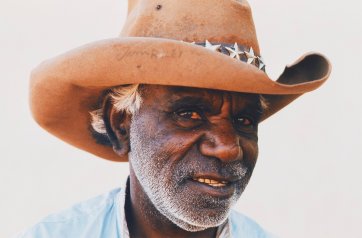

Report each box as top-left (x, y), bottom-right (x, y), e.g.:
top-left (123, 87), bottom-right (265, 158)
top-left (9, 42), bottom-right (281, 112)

top-left (172, 157), bottom-right (252, 180)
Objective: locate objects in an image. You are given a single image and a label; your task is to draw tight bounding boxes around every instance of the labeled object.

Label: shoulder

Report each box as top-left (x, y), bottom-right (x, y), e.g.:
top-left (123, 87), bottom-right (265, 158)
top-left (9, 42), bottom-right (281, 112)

top-left (229, 210), bottom-right (278, 238)
top-left (16, 188), bottom-right (123, 238)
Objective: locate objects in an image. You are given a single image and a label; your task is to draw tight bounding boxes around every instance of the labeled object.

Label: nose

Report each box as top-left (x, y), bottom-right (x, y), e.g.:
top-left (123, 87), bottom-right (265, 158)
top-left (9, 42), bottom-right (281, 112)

top-left (199, 121), bottom-right (242, 162)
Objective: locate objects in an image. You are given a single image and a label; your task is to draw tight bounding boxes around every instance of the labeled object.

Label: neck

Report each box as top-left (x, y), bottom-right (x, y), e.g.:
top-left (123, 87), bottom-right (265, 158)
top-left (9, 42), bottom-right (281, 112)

top-left (125, 169), bottom-right (219, 238)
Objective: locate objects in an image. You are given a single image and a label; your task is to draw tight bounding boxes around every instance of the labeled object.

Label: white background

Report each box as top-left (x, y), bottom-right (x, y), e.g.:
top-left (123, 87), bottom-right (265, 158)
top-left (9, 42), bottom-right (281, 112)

top-left (1, 0), bottom-right (361, 237)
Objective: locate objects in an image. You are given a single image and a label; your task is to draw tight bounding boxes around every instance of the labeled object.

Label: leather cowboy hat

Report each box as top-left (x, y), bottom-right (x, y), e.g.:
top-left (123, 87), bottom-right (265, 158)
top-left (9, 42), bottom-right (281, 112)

top-left (30, 0), bottom-right (331, 162)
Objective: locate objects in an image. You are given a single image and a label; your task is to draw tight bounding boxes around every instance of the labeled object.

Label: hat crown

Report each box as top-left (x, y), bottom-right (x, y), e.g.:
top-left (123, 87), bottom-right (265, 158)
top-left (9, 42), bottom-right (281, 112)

top-left (121, 0), bottom-right (260, 54)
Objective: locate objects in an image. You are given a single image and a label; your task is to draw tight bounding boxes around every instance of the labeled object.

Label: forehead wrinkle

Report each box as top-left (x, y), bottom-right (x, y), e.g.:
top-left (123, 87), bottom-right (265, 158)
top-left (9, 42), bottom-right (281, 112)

top-left (213, 92), bottom-right (257, 119)
top-left (230, 93), bottom-right (261, 113)
top-left (216, 93), bottom-right (231, 119)
top-left (167, 96), bottom-right (212, 110)
top-left (166, 87), bottom-right (223, 109)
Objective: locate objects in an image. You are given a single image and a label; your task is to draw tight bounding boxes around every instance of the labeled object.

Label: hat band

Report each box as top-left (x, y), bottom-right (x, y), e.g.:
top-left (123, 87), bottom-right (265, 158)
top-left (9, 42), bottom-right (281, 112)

top-left (192, 40), bottom-right (266, 72)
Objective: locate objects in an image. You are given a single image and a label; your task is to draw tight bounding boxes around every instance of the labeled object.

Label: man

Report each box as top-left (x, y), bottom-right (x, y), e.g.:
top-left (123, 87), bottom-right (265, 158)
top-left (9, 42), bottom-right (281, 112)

top-left (21, 0), bottom-right (331, 237)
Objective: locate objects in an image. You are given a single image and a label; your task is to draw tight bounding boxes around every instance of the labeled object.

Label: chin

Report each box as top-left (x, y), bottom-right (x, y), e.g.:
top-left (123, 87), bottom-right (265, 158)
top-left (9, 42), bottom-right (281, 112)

top-left (164, 207), bottom-right (231, 232)
top-left (154, 189), bottom-right (240, 232)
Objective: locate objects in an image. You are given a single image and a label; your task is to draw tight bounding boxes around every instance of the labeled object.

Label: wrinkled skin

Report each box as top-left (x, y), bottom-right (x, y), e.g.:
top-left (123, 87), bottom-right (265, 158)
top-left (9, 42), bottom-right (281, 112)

top-left (105, 85), bottom-right (262, 238)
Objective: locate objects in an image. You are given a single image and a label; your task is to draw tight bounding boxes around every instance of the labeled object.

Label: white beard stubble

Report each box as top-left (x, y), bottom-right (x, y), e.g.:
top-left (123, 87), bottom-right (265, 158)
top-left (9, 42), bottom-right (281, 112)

top-left (128, 117), bottom-right (250, 232)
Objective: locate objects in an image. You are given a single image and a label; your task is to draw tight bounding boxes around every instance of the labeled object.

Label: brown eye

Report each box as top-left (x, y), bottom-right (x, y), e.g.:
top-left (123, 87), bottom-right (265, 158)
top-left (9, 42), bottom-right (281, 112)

top-left (178, 111), bottom-right (202, 120)
top-left (236, 117), bottom-right (253, 126)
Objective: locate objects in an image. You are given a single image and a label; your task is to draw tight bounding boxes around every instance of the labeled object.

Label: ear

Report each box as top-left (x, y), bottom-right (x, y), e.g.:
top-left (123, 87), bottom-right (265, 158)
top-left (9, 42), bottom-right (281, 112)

top-left (102, 96), bottom-right (131, 157)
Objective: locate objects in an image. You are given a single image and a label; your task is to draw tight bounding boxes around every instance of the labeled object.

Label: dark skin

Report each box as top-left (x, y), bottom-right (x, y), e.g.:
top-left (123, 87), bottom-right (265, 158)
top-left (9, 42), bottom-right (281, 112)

top-left (104, 85), bottom-right (262, 238)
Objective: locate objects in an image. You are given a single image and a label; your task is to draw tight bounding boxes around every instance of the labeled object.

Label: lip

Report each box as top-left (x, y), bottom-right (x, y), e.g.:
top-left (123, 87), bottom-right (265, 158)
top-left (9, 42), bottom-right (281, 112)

top-left (187, 179), bottom-right (236, 198)
top-left (191, 173), bottom-right (242, 183)
top-left (186, 174), bottom-right (241, 198)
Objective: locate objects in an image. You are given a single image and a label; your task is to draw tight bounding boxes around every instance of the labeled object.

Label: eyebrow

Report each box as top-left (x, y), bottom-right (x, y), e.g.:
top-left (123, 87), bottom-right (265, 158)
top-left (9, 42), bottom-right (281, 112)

top-left (168, 96), bottom-right (214, 112)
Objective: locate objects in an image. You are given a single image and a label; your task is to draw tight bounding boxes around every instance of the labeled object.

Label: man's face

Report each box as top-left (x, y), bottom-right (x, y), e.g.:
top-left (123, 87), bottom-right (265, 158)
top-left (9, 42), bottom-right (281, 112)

top-left (128, 85), bottom-right (261, 231)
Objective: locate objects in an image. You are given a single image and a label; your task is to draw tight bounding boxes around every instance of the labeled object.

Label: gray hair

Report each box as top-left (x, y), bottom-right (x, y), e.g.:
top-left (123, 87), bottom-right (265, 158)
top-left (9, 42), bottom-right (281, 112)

top-left (89, 84), bottom-right (142, 136)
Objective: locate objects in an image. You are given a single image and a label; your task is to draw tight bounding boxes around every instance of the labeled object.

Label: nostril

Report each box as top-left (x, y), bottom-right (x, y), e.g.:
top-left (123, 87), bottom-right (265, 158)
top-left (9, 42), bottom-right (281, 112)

top-left (199, 137), bottom-right (243, 162)
top-left (221, 144), bottom-right (242, 161)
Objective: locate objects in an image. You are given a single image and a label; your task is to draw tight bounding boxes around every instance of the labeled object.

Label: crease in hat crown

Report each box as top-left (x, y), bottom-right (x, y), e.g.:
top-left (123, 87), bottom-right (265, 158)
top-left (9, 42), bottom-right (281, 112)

top-left (121, 0), bottom-right (260, 54)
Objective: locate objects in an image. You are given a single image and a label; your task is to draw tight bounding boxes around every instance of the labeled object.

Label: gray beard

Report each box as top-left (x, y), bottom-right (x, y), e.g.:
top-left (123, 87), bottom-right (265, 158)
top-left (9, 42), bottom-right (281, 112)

top-left (128, 118), bottom-right (251, 232)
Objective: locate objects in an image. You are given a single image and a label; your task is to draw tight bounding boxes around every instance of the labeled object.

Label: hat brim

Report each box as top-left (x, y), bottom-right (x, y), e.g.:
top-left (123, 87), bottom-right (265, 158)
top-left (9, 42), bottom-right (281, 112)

top-left (30, 37), bottom-right (331, 161)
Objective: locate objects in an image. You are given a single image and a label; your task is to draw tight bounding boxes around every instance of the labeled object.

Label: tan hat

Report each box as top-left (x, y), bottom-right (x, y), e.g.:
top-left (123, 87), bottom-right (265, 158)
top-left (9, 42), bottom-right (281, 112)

top-left (30, 0), bottom-right (331, 162)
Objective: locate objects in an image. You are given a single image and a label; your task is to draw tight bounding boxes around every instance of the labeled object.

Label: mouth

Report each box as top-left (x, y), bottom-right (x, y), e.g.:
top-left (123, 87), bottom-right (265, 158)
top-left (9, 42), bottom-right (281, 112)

top-left (187, 175), bottom-right (240, 198)
top-left (192, 177), bottom-right (229, 187)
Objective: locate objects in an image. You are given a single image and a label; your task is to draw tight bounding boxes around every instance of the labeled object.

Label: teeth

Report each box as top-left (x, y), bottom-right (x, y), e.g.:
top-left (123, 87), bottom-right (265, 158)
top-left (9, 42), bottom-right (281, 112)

top-left (193, 178), bottom-right (228, 187)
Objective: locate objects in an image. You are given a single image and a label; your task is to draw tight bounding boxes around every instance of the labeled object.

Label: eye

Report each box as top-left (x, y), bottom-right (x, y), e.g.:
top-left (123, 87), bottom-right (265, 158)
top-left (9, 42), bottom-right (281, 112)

top-left (173, 109), bottom-right (205, 129)
top-left (176, 110), bottom-right (202, 120)
top-left (235, 116), bottom-right (254, 127)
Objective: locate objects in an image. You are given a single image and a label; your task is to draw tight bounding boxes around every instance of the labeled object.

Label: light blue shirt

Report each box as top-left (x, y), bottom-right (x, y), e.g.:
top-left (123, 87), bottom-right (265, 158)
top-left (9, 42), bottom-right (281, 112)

top-left (16, 187), bottom-right (276, 238)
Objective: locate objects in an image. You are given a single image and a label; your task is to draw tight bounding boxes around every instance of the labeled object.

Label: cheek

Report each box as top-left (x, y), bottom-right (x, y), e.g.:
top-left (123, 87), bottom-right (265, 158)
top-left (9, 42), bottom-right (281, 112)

top-left (155, 128), bottom-right (203, 162)
top-left (241, 139), bottom-right (259, 168)
top-left (132, 111), bottom-right (202, 161)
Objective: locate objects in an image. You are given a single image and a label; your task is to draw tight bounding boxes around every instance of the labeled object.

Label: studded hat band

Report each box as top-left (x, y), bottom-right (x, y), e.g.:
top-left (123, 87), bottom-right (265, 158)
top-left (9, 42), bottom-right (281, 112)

top-left (191, 40), bottom-right (266, 72)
